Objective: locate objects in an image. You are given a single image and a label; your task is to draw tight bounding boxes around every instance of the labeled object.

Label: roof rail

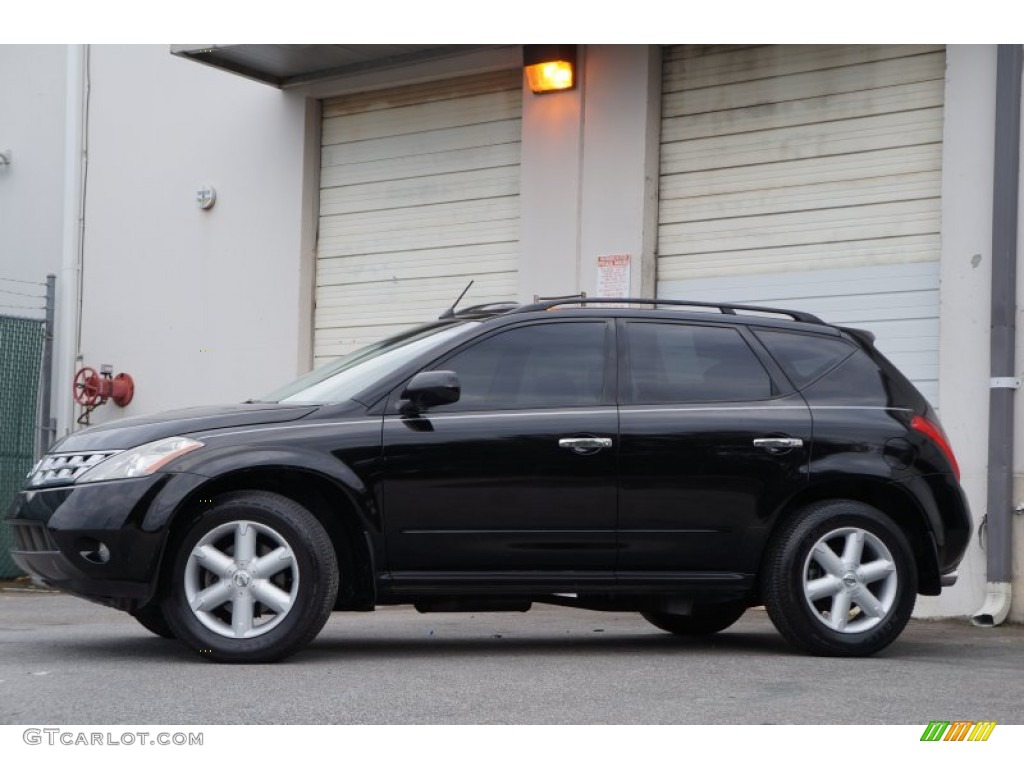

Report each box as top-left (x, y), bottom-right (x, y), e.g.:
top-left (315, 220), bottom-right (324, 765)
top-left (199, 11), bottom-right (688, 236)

top-left (533, 291), bottom-right (587, 303)
top-left (513, 296), bottom-right (825, 325)
top-left (451, 301), bottom-right (521, 318)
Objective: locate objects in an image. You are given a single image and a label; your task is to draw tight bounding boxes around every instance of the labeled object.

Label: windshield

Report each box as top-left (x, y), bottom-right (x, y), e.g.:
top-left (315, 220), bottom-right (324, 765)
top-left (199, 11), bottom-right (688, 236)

top-left (263, 322), bottom-right (481, 404)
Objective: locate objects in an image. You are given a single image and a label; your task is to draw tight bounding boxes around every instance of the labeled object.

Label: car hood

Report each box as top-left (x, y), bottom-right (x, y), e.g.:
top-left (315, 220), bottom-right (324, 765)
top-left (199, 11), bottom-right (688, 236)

top-left (50, 403), bottom-right (320, 453)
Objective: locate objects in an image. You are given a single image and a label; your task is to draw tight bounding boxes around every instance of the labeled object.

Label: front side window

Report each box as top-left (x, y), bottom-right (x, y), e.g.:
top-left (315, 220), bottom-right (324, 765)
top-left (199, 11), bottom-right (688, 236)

top-left (432, 321), bottom-right (609, 410)
top-left (625, 322), bottom-right (773, 403)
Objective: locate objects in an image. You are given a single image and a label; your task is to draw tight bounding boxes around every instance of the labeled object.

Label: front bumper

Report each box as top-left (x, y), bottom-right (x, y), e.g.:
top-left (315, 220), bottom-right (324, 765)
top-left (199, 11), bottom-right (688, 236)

top-left (5, 474), bottom-right (176, 611)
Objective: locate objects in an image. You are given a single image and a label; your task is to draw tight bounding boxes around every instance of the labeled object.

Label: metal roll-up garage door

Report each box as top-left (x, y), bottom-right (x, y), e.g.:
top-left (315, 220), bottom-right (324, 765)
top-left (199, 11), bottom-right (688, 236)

top-left (315, 71), bottom-right (522, 364)
top-left (657, 45), bottom-right (946, 405)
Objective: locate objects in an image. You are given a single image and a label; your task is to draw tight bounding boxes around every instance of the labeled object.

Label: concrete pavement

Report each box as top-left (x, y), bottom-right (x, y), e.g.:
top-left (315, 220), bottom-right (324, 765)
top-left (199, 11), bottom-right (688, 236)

top-left (1, 588), bottom-right (1021, 724)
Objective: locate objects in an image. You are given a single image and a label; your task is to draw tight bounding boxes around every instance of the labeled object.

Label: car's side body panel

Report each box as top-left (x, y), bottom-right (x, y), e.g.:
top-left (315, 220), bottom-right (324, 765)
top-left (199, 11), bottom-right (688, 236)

top-left (617, 397), bottom-right (812, 573)
top-left (165, 427), bottom-right (384, 532)
top-left (381, 406), bottom-right (620, 572)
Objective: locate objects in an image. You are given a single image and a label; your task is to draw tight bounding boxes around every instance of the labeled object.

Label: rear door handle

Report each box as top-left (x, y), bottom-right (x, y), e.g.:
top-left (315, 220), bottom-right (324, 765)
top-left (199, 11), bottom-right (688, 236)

top-left (753, 437), bottom-right (804, 450)
top-left (559, 437), bottom-right (613, 452)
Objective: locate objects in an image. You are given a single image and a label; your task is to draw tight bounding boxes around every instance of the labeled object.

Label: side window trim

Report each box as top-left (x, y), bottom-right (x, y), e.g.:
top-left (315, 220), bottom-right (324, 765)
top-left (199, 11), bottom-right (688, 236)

top-left (736, 325), bottom-right (796, 397)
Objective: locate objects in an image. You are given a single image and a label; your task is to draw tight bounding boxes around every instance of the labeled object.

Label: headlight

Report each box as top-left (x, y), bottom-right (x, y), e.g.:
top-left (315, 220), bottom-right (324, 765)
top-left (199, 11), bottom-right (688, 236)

top-left (75, 437), bottom-right (204, 483)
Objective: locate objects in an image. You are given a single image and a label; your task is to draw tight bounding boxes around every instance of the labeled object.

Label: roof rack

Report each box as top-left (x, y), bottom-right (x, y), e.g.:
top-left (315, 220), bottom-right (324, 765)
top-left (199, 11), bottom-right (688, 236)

top-left (533, 291), bottom-right (587, 303)
top-left (514, 296), bottom-right (825, 325)
top-left (451, 301), bottom-right (522, 318)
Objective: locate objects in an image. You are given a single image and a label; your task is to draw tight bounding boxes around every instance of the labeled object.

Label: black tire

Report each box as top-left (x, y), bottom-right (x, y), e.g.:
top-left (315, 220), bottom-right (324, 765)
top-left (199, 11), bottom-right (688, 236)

top-left (762, 499), bottom-right (917, 657)
top-left (162, 491), bottom-right (339, 663)
top-left (131, 603), bottom-right (176, 639)
top-left (642, 601), bottom-right (747, 636)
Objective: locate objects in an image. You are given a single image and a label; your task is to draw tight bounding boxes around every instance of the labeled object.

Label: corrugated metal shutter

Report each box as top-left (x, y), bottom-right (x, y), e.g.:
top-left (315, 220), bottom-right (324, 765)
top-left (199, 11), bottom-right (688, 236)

top-left (657, 44), bottom-right (945, 405)
top-left (316, 71), bottom-right (522, 364)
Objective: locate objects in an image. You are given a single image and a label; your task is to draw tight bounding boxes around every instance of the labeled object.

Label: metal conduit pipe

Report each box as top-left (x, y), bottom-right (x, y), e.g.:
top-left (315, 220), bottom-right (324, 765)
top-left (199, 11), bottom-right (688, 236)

top-left (58, 44), bottom-right (87, 438)
top-left (973, 44), bottom-right (1023, 627)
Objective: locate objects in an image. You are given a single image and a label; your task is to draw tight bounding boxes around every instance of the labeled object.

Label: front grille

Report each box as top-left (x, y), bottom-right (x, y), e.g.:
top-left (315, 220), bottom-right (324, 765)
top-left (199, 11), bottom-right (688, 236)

top-left (26, 451), bottom-right (120, 487)
top-left (9, 521), bottom-right (58, 552)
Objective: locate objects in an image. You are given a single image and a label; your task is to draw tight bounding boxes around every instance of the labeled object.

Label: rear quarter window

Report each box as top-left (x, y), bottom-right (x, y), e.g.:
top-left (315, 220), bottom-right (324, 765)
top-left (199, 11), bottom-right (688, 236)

top-left (799, 348), bottom-right (891, 405)
top-left (754, 329), bottom-right (856, 389)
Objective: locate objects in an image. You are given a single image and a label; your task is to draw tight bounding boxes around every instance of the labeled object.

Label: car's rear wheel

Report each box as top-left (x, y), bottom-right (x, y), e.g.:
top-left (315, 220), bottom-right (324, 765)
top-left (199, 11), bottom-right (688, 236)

top-left (762, 499), bottom-right (917, 657)
top-left (641, 600), bottom-right (746, 636)
top-left (162, 491), bottom-right (338, 663)
top-left (131, 603), bottom-right (175, 639)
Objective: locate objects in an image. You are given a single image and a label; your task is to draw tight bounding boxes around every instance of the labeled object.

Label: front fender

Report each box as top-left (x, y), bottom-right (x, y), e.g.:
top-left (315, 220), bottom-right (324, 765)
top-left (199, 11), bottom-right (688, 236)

top-left (142, 444), bottom-right (378, 533)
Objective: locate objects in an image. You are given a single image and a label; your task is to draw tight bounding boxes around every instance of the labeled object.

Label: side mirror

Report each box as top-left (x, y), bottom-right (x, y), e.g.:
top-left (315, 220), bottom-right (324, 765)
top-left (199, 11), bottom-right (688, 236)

top-left (401, 370), bottom-right (460, 412)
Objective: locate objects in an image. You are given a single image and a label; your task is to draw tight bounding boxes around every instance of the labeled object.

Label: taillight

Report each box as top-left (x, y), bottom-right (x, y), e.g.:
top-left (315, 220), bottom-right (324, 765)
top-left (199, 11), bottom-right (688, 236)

top-left (911, 414), bottom-right (960, 480)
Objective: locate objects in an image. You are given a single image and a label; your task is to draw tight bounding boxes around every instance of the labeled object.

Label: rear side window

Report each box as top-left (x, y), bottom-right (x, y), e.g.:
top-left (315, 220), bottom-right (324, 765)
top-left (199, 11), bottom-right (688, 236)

top-left (755, 329), bottom-right (856, 389)
top-left (624, 322), bottom-right (773, 403)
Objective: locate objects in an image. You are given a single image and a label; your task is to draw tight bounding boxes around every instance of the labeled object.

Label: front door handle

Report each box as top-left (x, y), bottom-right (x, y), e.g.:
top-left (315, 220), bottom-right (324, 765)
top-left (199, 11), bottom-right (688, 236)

top-left (559, 437), bottom-right (613, 453)
top-left (753, 437), bottom-right (804, 451)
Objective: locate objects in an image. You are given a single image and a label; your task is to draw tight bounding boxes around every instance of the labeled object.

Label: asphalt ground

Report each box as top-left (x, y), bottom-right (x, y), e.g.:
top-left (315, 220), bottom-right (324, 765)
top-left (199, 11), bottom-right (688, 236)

top-left (1, 585), bottom-right (1022, 725)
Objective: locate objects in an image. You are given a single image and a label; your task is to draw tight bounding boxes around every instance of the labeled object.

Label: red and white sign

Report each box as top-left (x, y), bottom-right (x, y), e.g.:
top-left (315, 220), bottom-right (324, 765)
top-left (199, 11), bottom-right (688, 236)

top-left (596, 254), bottom-right (631, 299)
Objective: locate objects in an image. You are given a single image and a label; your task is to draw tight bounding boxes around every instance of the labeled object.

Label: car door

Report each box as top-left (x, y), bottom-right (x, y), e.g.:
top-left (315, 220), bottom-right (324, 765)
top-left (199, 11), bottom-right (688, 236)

top-left (616, 319), bottom-right (811, 577)
top-left (381, 318), bottom-right (618, 578)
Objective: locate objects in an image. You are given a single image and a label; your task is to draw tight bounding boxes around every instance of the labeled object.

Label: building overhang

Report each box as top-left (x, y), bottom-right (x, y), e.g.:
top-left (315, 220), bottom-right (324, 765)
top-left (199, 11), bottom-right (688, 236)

top-left (170, 44), bottom-right (496, 88)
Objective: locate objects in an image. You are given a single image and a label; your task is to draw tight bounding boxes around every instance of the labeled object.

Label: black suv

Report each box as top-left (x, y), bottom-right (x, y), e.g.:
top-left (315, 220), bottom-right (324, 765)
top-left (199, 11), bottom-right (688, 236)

top-left (6, 297), bottom-right (970, 662)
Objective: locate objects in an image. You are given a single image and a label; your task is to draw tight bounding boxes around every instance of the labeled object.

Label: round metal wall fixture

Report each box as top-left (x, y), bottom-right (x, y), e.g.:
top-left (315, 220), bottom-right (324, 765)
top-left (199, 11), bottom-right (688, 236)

top-left (196, 184), bottom-right (217, 210)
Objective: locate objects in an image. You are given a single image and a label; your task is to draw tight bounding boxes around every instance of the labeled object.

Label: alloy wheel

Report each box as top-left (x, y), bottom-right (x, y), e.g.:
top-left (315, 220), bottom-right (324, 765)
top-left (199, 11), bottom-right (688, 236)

top-left (801, 526), bottom-right (898, 634)
top-left (183, 519), bottom-right (300, 639)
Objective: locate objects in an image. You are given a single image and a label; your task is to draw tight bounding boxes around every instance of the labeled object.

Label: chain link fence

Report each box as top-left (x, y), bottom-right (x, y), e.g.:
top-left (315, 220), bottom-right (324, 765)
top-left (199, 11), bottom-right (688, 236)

top-left (0, 276), bottom-right (51, 578)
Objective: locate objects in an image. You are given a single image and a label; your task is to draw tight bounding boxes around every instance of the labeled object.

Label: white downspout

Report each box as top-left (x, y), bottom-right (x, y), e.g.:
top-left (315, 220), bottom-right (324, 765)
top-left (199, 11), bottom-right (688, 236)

top-left (56, 44), bottom-right (87, 437)
top-left (973, 583), bottom-right (1011, 626)
top-left (972, 44), bottom-right (1022, 628)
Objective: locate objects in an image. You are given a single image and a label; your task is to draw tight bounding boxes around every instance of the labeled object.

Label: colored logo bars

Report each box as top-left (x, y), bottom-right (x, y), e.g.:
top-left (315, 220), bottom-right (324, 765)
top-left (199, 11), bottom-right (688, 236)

top-left (921, 721), bottom-right (997, 742)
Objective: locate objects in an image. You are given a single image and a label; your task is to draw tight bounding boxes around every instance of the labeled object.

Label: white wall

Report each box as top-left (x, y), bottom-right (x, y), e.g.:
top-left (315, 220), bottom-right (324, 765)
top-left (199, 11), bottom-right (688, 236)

top-left (918, 45), bottom-right (996, 619)
top-left (0, 45), bottom-right (70, 443)
top-left (76, 45), bottom-right (309, 426)
top-left (518, 45), bottom-right (661, 302)
top-left (517, 48), bottom-right (584, 300)
top-left (0, 45), bottom-right (67, 291)
top-left (579, 45), bottom-right (660, 298)
top-left (928, 44), bottom-right (1024, 623)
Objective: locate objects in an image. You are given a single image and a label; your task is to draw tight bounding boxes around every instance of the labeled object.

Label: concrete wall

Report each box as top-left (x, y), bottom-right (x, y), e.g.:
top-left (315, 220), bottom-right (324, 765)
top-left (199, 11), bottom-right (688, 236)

top-left (920, 44), bottom-right (1024, 622)
top-left (74, 45), bottom-right (309, 427)
top-left (518, 45), bottom-right (661, 302)
top-left (0, 45), bottom-right (67, 289)
top-left (0, 45), bottom-right (70, 443)
top-left (913, 45), bottom-right (995, 618)
top-left (579, 45), bottom-right (661, 299)
top-left (517, 48), bottom-right (584, 300)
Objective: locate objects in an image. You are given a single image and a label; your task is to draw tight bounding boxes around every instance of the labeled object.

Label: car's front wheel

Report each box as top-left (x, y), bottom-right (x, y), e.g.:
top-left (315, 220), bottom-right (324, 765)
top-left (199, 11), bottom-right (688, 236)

top-left (162, 491), bottom-right (338, 663)
top-left (762, 500), bottom-right (917, 657)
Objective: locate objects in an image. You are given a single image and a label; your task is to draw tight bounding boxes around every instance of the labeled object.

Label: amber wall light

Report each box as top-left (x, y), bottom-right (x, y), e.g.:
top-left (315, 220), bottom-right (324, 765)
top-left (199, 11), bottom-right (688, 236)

top-left (523, 45), bottom-right (577, 93)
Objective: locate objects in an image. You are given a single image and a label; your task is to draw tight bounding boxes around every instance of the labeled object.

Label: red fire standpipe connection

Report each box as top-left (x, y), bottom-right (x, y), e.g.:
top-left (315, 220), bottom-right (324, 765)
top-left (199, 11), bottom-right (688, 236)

top-left (73, 366), bottom-right (134, 408)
